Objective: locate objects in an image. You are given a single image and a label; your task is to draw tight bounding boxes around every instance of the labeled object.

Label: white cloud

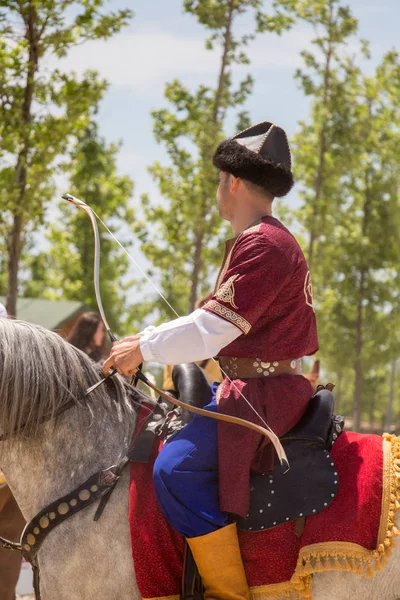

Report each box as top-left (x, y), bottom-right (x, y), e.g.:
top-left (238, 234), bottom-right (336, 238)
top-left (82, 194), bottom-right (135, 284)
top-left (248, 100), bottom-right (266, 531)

top-left (247, 26), bottom-right (314, 70)
top-left (45, 25), bottom-right (314, 94)
top-left (46, 29), bottom-right (219, 93)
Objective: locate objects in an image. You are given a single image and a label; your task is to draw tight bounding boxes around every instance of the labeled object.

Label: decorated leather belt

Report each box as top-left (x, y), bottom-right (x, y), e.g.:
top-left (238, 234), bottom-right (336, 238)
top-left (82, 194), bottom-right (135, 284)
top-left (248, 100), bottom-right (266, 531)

top-left (219, 357), bottom-right (302, 379)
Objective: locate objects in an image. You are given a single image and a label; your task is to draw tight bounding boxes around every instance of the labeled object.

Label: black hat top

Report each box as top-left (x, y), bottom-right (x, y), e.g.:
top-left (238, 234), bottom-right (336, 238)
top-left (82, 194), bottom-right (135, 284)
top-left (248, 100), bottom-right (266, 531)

top-left (233, 122), bottom-right (291, 170)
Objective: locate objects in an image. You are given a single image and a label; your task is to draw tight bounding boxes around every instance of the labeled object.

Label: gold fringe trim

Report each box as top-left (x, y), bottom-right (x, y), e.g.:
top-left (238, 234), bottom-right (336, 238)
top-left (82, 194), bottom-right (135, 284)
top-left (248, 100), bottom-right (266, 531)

top-left (290, 434), bottom-right (400, 596)
top-left (250, 576), bottom-right (312, 599)
top-left (378, 436), bottom-right (394, 545)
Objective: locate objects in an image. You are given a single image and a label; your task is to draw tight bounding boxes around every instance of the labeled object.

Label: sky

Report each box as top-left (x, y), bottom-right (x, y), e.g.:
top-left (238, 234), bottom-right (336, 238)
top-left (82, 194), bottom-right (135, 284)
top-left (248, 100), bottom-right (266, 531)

top-left (46, 0), bottom-right (400, 298)
top-left (53, 0), bottom-right (399, 198)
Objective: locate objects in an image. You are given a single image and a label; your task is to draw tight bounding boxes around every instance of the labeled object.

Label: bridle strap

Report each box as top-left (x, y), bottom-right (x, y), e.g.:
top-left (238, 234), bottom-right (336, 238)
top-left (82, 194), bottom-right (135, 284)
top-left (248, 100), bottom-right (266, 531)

top-left (0, 455), bottom-right (132, 600)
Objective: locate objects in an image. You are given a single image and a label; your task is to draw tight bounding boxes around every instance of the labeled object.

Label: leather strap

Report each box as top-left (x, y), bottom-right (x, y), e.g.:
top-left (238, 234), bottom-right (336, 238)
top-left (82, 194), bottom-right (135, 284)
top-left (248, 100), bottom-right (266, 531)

top-left (219, 357), bottom-right (302, 379)
top-left (295, 516), bottom-right (306, 538)
top-left (2, 457), bottom-right (130, 569)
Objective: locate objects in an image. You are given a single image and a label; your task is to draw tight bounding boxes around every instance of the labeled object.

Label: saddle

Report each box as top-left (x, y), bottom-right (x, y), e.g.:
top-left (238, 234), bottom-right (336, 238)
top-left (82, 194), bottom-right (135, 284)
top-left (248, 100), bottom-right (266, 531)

top-left (131, 363), bottom-right (345, 532)
top-left (129, 364), bottom-right (345, 600)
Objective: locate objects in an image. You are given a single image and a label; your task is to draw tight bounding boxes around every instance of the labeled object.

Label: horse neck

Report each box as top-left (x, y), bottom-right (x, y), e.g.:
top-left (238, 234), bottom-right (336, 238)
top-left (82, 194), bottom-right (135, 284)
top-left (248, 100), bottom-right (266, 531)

top-left (2, 403), bottom-right (136, 522)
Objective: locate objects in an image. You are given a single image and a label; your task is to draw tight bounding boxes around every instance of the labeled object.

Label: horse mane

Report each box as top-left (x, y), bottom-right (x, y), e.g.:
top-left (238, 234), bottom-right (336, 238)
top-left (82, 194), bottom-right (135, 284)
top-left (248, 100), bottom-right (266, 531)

top-left (0, 318), bottom-right (139, 440)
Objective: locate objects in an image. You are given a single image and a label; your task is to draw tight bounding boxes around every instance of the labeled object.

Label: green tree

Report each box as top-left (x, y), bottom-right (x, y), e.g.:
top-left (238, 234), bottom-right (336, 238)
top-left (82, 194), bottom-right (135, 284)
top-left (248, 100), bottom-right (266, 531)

top-left (23, 122), bottom-right (135, 335)
top-left (288, 0), bottom-right (360, 271)
top-left (135, 0), bottom-right (295, 321)
top-left (336, 52), bottom-right (400, 430)
top-left (299, 48), bottom-right (400, 430)
top-left (291, 0), bottom-right (400, 430)
top-left (0, 0), bottom-right (132, 316)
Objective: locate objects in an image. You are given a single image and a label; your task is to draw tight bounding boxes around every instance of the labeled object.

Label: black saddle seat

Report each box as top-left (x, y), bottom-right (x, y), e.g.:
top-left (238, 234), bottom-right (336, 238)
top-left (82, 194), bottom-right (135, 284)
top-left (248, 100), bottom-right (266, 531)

top-left (282, 388), bottom-right (334, 444)
top-left (172, 363), bottom-right (214, 423)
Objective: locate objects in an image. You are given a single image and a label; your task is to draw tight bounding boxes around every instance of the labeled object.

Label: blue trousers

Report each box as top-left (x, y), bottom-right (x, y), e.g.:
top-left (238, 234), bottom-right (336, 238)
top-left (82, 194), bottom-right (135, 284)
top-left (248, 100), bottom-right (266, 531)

top-left (153, 385), bottom-right (228, 538)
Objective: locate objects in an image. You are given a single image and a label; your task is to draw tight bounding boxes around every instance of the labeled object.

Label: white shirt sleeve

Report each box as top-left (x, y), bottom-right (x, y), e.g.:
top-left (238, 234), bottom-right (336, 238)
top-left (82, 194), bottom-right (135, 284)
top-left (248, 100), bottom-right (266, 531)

top-left (139, 308), bottom-right (242, 365)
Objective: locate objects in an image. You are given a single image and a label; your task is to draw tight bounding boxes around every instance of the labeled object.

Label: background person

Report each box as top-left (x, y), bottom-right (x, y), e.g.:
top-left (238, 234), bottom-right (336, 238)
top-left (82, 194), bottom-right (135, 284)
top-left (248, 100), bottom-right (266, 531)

top-left (66, 311), bottom-right (105, 362)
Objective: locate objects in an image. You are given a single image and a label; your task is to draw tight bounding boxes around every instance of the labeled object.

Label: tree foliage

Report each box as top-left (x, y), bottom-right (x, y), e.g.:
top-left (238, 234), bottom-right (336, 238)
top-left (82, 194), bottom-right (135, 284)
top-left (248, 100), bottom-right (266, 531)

top-left (0, 0), bottom-right (132, 316)
top-left (134, 0), bottom-right (296, 321)
top-left (292, 0), bottom-right (400, 430)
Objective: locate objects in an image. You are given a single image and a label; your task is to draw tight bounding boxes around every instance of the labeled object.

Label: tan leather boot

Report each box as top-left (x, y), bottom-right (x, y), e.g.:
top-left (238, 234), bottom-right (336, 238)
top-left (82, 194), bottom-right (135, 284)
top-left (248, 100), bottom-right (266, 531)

top-left (186, 523), bottom-right (250, 600)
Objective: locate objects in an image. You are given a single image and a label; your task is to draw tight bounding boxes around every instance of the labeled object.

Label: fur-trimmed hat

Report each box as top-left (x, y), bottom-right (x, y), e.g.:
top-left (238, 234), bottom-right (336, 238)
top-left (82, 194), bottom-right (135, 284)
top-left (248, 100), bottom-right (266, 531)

top-left (213, 122), bottom-right (294, 197)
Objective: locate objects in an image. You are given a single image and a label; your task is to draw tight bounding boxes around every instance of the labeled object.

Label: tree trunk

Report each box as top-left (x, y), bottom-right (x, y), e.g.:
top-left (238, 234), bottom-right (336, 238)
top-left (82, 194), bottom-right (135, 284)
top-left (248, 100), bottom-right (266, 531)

top-left (6, 214), bottom-right (24, 317)
top-left (352, 270), bottom-right (365, 432)
top-left (6, 2), bottom-right (39, 316)
top-left (385, 359), bottom-right (397, 432)
top-left (213, 0), bottom-right (235, 125)
top-left (352, 163), bottom-right (372, 432)
top-left (368, 390), bottom-right (375, 430)
top-left (188, 229), bottom-right (205, 312)
top-left (308, 129), bottom-right (328, 268)
top-left (307, 0), bottom-right (334, 268)
top-left (335, 372), bottom-right (342, 413)
top-left (189, 1), bottom-right (235, 307)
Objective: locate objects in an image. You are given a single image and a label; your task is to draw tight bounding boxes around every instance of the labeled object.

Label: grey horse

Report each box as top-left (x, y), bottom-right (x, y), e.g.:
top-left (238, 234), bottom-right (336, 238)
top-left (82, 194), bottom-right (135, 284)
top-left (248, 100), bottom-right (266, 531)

top-left (0, 319), bottom-right (399, 600)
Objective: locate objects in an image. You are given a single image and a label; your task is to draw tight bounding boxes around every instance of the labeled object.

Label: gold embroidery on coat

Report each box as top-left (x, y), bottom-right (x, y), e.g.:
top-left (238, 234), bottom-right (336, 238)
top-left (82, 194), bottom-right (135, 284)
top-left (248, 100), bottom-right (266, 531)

top-left (205, 300), bottom-right (251, 335)
top-left (215, 274), bottom-right (239, 309)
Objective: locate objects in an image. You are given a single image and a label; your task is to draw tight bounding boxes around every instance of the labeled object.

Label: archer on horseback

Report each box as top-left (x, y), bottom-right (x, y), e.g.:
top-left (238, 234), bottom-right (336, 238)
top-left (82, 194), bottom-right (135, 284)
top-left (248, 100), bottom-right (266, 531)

top-left (104, 122), bottom-right (319, 600)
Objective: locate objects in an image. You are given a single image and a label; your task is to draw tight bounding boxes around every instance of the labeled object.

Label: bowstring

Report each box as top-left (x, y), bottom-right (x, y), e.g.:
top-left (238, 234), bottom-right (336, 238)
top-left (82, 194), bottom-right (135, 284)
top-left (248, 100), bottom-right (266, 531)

top-left (92, 209), bottom-right (276, 436)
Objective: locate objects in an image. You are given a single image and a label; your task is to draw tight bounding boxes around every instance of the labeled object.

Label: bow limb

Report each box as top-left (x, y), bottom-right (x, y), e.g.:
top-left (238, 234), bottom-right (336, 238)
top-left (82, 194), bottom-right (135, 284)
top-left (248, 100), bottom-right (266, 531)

top-left (135, 370), bottom-right (289, 470)
top-left (62, 194), bottom-right (117, 343)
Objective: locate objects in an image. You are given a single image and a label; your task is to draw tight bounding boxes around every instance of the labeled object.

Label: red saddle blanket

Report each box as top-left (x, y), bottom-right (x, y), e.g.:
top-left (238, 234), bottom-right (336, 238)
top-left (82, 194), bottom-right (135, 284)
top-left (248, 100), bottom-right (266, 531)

top-left (128, 432), bottom-right (400, 600)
